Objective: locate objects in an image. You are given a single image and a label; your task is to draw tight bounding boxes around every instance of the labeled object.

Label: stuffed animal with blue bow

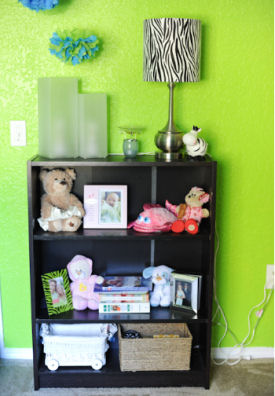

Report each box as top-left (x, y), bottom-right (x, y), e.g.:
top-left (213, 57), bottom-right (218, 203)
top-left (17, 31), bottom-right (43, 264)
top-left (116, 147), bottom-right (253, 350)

top-left (143, 265), bottom-right (174, 307)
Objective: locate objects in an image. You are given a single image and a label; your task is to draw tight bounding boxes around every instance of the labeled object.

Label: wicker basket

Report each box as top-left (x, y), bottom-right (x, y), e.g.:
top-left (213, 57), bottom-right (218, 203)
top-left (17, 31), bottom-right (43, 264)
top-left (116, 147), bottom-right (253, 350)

top-left (118, 323), bottom-right (192, 371)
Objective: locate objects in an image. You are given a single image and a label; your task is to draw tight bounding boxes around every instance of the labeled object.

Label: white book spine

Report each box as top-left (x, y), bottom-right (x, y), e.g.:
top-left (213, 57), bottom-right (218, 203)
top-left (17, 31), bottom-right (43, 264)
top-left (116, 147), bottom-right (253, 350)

top-left (99, 294), bottom-right (149, 303)
top-left (99, 302), bottom-right (150, 314)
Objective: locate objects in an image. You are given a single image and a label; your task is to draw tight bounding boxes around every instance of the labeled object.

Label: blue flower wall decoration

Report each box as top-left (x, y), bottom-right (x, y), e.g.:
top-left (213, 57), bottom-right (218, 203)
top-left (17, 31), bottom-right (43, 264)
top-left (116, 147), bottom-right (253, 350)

top-left (49, 32), bottom-right (99, 65)
top-left (19, 0), bottom-right (59, 11)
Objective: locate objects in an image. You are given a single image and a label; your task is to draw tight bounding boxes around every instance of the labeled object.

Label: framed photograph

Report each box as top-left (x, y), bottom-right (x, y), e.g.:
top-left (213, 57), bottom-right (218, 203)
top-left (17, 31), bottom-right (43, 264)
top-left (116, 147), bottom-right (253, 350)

top-left (171, 273), bottom-right (202, 313)
top-left (83, 185), bottom-right (127, 229)
top-left (41, 269), bottom-right (73, 316)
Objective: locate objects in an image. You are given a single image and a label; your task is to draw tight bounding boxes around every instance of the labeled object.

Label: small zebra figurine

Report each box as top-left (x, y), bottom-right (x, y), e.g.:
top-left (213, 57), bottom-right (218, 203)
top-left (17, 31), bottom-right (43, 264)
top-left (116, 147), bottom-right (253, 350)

top-left (183, 126), bottom-right (208, 157)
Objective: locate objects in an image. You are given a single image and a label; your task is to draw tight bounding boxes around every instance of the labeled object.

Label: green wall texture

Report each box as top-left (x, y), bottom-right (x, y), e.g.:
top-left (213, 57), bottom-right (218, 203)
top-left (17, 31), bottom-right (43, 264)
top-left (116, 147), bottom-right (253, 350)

top-left (0, 1), bottom-right (273, 349)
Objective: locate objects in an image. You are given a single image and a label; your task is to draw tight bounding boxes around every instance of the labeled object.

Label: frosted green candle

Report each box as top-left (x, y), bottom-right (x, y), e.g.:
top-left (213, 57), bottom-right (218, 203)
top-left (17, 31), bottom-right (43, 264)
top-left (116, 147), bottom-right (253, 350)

top-left (38, 78), bottom-right (78, 158)
top-left (78, 93), bottom-right (107, 159)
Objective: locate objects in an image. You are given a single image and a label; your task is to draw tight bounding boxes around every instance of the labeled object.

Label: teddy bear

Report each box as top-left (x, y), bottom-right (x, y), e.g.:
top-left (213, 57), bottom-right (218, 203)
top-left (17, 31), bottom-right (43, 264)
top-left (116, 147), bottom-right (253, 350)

top-left (166, 187), bottom-right (210, 235)
top-left (142, 265), bottom-right (174, 307)
top-left (67, 255), bottom-right (104, 310)
top-left (38, 168), bottom-right (84, 232)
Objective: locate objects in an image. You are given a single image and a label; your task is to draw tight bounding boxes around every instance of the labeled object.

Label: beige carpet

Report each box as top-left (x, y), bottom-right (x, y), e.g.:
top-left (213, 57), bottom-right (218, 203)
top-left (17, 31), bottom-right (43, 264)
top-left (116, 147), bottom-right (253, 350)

top-left (0, 358), bottom-right (273, 396)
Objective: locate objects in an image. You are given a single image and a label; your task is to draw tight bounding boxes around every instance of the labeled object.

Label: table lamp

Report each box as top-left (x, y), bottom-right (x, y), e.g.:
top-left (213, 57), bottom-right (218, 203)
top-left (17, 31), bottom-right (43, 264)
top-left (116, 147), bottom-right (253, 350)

top-left (143, 18), bottom-right (201, 160)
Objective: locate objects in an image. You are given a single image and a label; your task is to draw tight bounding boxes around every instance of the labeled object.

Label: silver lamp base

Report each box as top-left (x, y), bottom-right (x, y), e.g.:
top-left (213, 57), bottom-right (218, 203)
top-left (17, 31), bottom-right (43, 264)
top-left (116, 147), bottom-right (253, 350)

top-left (155, 151), bottom-right (182, 161)
top-left (154, 83), bottom-right (183, 161)
top-left (154, 129), bottom-right (183, 161)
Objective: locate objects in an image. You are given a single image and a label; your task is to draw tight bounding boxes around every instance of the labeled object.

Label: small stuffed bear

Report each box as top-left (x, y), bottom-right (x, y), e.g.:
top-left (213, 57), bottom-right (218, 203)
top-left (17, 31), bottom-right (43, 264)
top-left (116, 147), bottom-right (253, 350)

top-left (166, 187), bottom-right (210, 234)
top-left (67, 255), bottom-right (104, 310)
top-left (38, 168), bottom-right (84, 232)
top-left (142, 265), bottom-right (174, 307)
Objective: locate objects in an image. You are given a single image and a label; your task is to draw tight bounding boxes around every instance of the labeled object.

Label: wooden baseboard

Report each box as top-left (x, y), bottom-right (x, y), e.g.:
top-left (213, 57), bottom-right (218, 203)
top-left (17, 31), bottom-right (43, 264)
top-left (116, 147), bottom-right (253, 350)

top-left (211, 347), bottom-right (274, 360)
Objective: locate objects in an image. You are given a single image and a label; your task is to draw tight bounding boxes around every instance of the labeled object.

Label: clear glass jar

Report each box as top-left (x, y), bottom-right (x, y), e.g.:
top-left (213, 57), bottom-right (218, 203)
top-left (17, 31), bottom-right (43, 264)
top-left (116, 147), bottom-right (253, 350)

top-left (123, 138), bottom-right (139, 158)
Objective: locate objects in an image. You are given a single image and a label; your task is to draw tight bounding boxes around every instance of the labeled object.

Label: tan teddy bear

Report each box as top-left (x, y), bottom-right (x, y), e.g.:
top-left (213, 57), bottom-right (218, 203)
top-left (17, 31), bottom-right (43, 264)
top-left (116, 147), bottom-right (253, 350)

top-left (38, 168), bottom-right (84, 232)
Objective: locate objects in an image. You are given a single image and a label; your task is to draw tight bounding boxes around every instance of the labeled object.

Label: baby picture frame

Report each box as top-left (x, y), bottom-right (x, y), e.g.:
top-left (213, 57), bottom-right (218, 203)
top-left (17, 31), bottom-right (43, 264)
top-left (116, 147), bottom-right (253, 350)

top-left (83, 185), bottom-right (127, 229)
top-left (41, 269), bottom-right (73, 316)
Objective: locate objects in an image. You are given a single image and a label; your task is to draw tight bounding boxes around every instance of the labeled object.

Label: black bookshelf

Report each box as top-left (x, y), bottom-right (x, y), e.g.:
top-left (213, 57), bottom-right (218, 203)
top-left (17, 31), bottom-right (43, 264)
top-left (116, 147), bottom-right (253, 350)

top-left (27, 155), bottom-right (216, 390)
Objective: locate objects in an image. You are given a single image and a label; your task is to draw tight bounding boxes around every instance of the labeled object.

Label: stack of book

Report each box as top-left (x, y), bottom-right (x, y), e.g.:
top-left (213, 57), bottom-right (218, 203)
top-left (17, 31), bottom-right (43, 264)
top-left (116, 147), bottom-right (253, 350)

top-left (94, 276), bottom-right (151, 314)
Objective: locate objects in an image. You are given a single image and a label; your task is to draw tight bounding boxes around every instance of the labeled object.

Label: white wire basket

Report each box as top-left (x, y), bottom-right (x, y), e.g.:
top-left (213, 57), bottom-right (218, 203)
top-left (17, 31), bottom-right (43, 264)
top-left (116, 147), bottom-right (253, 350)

top-left (40, 323), bottom-right (117, 371)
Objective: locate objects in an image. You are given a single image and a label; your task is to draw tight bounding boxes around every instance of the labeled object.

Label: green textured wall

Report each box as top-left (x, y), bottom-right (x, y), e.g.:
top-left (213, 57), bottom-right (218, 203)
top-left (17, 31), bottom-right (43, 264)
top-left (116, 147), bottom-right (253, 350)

top-left (0, 1), bottom-right (273, 349)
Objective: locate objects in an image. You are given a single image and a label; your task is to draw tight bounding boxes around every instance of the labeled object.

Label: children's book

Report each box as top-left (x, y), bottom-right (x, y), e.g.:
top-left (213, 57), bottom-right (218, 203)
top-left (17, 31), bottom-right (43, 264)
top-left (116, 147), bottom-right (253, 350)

top-left (94, 276), bottom-right (152, 293)
top-left (99, 292), bottom-right (149, 303)
top-left (99, 302), bottom-right (150, 314)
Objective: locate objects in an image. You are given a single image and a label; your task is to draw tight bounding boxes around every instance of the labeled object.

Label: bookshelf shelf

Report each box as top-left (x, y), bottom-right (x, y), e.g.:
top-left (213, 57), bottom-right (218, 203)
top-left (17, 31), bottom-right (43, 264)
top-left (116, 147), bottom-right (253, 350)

top-left (36, 307), bottom-right (209, 324)
top-left (33, 227), bottom-right (210, 241)
top-left (38, 346), bottom-right (206, 388)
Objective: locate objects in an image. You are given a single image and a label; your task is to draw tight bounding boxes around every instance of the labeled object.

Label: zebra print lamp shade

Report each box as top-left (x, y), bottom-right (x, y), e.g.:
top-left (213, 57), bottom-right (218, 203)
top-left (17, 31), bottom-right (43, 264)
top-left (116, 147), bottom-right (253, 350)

top-left (143, 18), bottom-right (201, 83)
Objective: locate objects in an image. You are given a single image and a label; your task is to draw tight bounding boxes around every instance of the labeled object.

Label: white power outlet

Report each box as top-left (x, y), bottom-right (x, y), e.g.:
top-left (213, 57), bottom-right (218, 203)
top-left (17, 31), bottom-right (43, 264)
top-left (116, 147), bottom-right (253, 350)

top-left (265, 265), bottom-right (274, 289)
top-left (10, 121), bottom-right (26, 146)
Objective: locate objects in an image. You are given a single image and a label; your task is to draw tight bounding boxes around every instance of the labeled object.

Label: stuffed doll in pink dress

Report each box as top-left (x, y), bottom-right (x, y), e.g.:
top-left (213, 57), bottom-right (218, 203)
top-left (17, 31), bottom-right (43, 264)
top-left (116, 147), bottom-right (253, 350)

top-left (166, 187), bottom-right (210, 235)
top-left (67, 255), bottom-right (104, 310)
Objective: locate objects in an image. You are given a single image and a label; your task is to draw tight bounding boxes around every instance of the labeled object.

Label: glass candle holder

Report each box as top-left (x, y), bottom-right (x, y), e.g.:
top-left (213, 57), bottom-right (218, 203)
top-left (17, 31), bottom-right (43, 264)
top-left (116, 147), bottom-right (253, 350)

top-left (119, 127), bottom-right (143, 159)
top-left (123, 138), bottom-right (139, 158)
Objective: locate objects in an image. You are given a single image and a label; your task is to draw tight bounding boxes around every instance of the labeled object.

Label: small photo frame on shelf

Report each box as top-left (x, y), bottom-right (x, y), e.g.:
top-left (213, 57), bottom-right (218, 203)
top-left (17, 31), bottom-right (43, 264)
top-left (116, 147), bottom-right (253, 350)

top-left (171, 273), bottom-right (202, 314)
top-left (83, 185), bottom-right (127, 229)
top-left (41, 269), bottom-right (73, 316)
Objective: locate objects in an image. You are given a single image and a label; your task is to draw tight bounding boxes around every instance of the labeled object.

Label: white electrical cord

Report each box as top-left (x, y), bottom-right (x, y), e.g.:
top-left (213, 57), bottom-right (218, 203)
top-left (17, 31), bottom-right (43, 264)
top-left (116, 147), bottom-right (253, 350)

top-left (213, 286), bottom-right (273, 365)
top-left (212, 224), bottom-right (274, 365)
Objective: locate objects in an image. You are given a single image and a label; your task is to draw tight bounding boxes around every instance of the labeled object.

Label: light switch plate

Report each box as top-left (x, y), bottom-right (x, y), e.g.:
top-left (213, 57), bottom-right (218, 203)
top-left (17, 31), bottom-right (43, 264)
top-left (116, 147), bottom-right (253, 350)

top-left (10, 121), bottom-right (26, 146)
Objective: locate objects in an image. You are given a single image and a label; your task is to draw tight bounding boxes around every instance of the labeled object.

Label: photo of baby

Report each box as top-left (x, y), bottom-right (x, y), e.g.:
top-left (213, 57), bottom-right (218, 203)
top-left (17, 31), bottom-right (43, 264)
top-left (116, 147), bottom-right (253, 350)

top-left (100, 191), bottom-right (121, 224)
top-left (48, 277), bottom-right (67, 307)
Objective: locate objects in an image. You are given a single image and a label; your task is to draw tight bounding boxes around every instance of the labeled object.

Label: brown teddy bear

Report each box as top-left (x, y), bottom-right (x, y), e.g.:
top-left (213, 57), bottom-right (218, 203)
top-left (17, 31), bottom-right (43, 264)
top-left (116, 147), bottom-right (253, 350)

top-left (38, 168), bottom-right (84, 232)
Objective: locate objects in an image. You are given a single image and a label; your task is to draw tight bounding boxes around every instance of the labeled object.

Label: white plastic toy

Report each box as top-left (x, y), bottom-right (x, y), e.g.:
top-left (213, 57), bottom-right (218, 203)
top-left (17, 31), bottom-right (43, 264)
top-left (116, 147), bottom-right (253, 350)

top-left (183, 126), bottom-right (208, 157)
top-left (40, 323), bottom-right (117, 371)
top-left (142, 265), bottom-right (174, 307)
